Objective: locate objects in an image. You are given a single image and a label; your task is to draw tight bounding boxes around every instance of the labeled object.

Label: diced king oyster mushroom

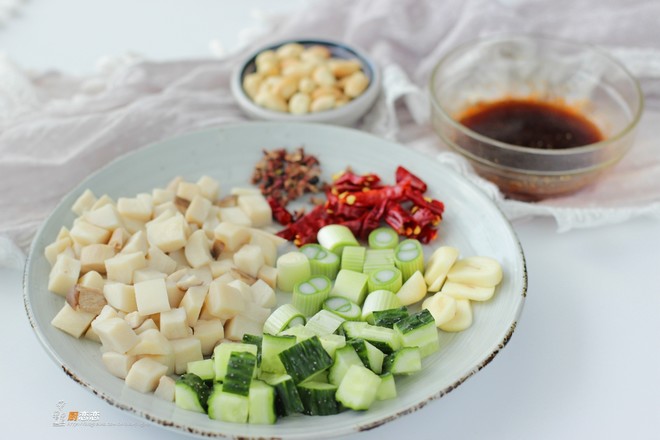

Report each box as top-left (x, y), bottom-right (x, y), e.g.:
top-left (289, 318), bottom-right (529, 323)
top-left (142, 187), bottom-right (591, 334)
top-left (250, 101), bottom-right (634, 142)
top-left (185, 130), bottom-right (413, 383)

top-left (66, 284), bottom-right (108, 315)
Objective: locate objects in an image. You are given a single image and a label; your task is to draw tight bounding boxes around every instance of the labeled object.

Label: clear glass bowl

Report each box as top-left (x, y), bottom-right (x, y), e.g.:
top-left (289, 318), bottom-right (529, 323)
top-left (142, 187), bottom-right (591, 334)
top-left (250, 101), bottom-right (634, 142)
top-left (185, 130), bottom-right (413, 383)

top-left (429, 35), bottom-right (644, 201)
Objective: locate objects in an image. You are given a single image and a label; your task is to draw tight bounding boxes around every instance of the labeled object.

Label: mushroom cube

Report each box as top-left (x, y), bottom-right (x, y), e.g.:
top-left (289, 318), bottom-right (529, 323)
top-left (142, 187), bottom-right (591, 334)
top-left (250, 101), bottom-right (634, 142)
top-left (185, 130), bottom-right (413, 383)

top-left (134, 278), bottom-right (171, 316)
top-left (93, 317), bottom-right (139, 354)
top-left (146, 214), bottom-right (188, 252)
top-left (184, 230), bottom-right (213, 269)
top-left (103, 282), bottom-right (137, 313)
top-left (180, 285), bottom-right (208, 327)
top-left (125, 357), bottom-right (168, 393)
top-left (80, 243), bottom-right (116, 274)
top-left (101, 351), bottom-right (137, 379)
top-left (237, 194), bottom-right (272, 228)
top-left (105, 251), bottom-right (146, 284)
top-left (48, 254), bottom-right (81, 296)
top-left (193, 319), bottom-right (224, 356)
top-left (170, 337), bottom-right (203, 374)
top-left (214, 222), bottom-right (250, 252)
top-left (70, 220), bottom-right (111, 246)
top-left (160, 307), bottom-right (190, 340)
top-left (185, 195), bottom-right (212, 227)
top-left (51, 303), bottom-right (95, 338)
top-left (233, 244), bottom-right (264, 278)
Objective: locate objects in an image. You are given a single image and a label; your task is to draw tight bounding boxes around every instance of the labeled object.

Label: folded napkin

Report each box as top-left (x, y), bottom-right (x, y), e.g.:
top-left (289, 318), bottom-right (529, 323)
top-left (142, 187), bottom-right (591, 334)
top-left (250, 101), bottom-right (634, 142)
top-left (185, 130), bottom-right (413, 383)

top-left (2, 0), bottom-right (660, 268)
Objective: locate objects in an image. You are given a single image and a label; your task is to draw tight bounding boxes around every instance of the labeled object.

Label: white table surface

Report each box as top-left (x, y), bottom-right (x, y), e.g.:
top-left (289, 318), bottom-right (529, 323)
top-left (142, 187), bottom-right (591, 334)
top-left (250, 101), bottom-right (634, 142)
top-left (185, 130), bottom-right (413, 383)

top-left (2, 1), bottom-right (660, 439)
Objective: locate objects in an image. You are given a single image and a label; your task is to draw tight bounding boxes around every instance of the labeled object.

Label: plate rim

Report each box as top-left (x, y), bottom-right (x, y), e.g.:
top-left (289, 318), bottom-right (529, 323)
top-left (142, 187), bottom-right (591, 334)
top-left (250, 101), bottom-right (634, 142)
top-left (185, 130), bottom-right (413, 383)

top-left (23, 121), bottom-right (528, 439)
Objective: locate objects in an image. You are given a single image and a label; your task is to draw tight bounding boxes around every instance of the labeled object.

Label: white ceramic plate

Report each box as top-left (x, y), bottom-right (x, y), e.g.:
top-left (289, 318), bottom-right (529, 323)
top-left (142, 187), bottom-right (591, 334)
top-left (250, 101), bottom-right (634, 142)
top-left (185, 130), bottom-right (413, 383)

top-left (24, 122), bottom-right (527, 439)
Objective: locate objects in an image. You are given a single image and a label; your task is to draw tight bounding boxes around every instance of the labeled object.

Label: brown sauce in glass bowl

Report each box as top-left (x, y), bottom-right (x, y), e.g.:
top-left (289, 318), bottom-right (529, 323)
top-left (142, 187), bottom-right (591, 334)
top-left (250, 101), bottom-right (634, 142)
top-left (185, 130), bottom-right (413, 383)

top-left (457, 98), bottom-right (604, 149)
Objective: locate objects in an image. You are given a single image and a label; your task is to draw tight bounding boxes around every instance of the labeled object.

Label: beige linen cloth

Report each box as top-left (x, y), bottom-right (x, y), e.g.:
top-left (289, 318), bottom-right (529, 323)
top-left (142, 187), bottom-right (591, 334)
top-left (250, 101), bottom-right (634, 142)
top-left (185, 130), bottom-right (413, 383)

top-left (1, 0), bottom-right (660, 267)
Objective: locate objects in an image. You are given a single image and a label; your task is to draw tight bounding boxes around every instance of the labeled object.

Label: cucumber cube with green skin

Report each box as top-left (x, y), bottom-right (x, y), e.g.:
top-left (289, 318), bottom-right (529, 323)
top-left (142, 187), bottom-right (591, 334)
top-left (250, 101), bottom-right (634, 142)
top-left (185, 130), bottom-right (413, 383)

top-left (242, 334), bottom-right (263, 366)
top-left (223, 351), bottom-right (256, 396)
top-left (342, 321), bottom-right (401, 354)
top-left (372, 306), bottom-right (409, 329)
top-left (329, 345), bottom-right (363, 386)
top-left (261, 334), bottom-right (297, 374)
top-left (318, 334), bottom-right (346, 358)
top-left (376, 373), bottom-right (397, 400)
top-left (278, 336), bottom-right (334, 383)
top-left (207, 383), bottom-right (249, 423)
top-left (175, 373), bottom-right (211, 413)
top-left (213, 342), bottom-right (258, 381)
top-left (336, 364), bottom-right (382, 411)
top-left (248, 380), bottom-right (277, 425)
top-left (347, 338), bottom-right (384, 374)
top-left (383, 347), bottom-right (422, 375)
top-left (330, 270), bottom-right (369, 306)
top-left (297, 381), bottom-right (340, 415)
top-left (264, 374), bottom-right (304, 417)
top-left (394, 309), bottom-right (440, 357)
top-left (186, 359), bottom-right (215, 381)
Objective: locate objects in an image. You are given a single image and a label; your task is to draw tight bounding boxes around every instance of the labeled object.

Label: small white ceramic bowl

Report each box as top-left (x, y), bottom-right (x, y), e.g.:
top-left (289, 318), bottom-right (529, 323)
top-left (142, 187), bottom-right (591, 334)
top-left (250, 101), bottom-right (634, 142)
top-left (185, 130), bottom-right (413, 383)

top-left (231, 38), bottom-right (381, 126)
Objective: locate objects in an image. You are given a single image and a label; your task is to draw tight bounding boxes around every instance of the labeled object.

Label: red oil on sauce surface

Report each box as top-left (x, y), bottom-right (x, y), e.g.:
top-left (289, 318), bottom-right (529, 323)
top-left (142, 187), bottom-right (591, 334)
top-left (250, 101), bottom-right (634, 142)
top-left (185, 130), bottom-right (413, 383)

top-left (457, 98), bottom-right (604, 149)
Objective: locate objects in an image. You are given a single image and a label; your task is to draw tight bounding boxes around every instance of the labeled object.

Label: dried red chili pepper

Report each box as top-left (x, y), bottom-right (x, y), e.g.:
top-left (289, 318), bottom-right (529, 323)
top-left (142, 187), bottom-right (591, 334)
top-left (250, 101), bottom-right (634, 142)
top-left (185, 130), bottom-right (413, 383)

top-left (395, 166), bottom-right (427, 193)
top-left (267, 196), bottom-right (294, 226)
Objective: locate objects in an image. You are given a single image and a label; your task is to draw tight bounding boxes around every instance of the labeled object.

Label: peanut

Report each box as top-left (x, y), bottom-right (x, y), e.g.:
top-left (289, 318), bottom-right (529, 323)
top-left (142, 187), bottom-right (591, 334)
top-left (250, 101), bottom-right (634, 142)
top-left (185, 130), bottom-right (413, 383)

top-left (289, 93), bottom-right (311, 115)
top-left (344, 71), bottom-right (369, 98)
top-left (310, 95), bottom-right (336, 112)
top-left (242, 73), bottom-right (262, 100)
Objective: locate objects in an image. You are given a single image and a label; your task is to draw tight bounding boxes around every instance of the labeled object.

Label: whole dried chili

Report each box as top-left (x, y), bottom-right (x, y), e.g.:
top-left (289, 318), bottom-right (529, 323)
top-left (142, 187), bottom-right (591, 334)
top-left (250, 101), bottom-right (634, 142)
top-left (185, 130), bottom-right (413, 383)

top-left (273, 166), bottom-right (445, 246)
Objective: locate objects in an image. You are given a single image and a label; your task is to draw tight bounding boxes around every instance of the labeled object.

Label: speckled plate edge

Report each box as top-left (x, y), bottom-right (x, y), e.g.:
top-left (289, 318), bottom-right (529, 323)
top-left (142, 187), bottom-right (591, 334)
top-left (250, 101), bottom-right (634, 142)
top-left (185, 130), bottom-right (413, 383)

top-left (23, 122), bottom-right (527, 439)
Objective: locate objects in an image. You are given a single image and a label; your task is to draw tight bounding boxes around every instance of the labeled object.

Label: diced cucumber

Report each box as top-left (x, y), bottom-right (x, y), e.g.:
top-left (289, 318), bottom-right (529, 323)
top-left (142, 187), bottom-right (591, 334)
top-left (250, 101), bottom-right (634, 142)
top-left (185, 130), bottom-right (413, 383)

top-left (261, 334), bottom-right (296, 374)
top-left (297, 381), bottom-right (340, 415)
top-left (223, 351), bottom-right (256, 396)
top-left (335, 364), bottom-right (382, 411)
top-left (279, 336), bottom-right (334, 383)
top-left (328, 345), bottom-right (363, 386)
top-left (264, 374), bottom-right (304, 417)
top-left (207, 383), bottom-right (249, 422)
top-left (213, 342), bottom-right (258, 381)
top-left (175, 373), bottom-right (211, 413)
top-left (394, 309), bottom-right (440, 357)
top-left (186, 359), bottom-right (215, 381)
top-left (372, 306), bottom-right (409, 329)
top-left (248, 380), bottom-right (277, 425)
top-left (383, 347), bottom-right (422, 375)
top-left (318, 334), bottom-right (346, 358)
top-left (242, 334), bottom-right (263, 366)
top-left (376, 373), bottom-right (397, 401)
top-left (347, 338), bottom-right (384, 374)
top-left (342, 321), bottom-right (401, 354)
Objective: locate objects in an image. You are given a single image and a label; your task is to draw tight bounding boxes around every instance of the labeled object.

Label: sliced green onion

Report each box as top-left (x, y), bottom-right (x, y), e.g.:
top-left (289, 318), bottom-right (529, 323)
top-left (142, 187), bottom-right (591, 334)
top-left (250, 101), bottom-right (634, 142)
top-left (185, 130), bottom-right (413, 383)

top-left (368, 227), bottom-right (399, 250)
top-left (367, 267), bottom-right (403, 293)
top-left (362, 249), bottom-right (395, 274)
top-left (394, 239), bottom-right (424, 282)
top-left (330, 269), bottom-right (369, 306)
top-left (341, 246), bottom-right (366, 273)
top-left (276, 251), bottom-right (311, 292)
top-left (305, 310), bottom-right (346, 336)
top-left (300, 244), bottom-right (340, 279)
top-left (292, 275), bottom-right (332, 317)
top-left (323, 296), bottom-right (362, 321)
top-left (264, 304), bottom-right (306, 335)
top-left (361, 290), bottom-right (402, 323)
top-left (317, 225), bottom-right (359, 255)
